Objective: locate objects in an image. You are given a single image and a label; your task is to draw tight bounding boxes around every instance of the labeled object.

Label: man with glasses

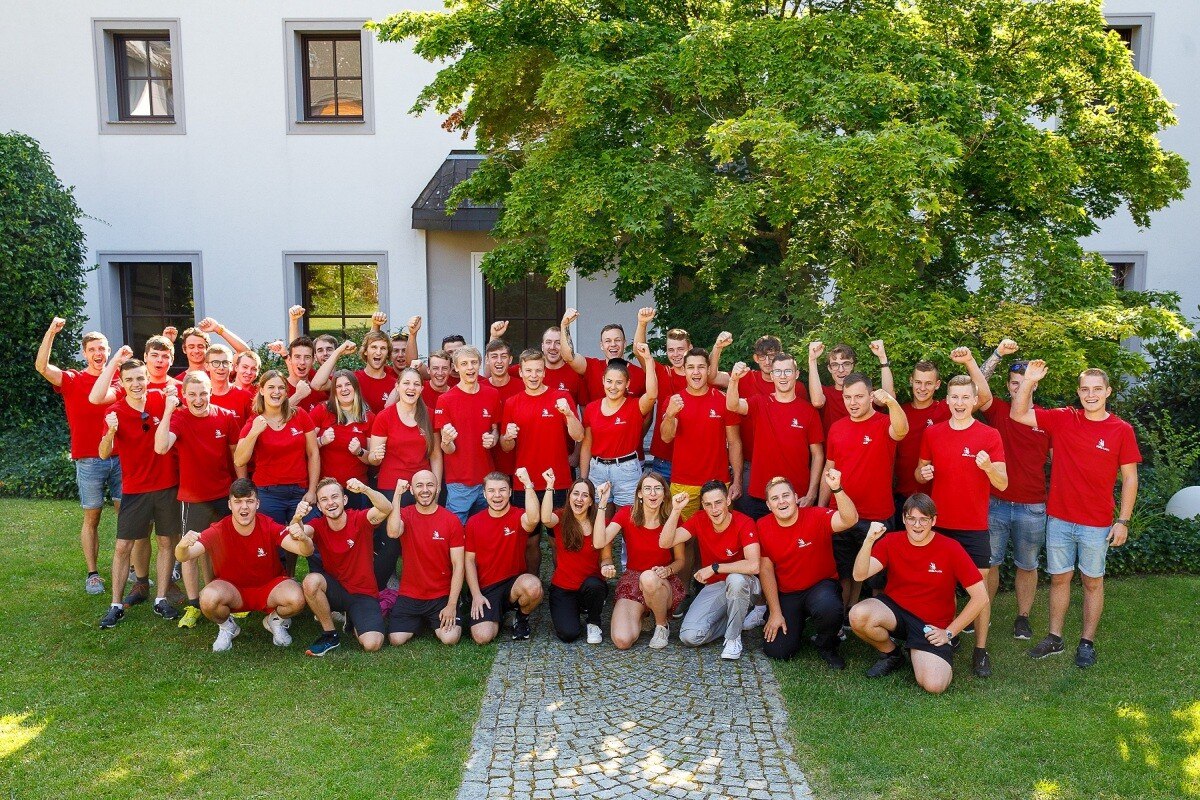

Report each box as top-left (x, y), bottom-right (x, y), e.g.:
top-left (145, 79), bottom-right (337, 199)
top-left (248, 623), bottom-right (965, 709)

top-left (204, 344), bottom-right (253, 425)
top-left (808, 340), bottom-right (895, 431)
top-left (850, 494), bottom-right (989, 693)
top-left (713, 335), bottom-right (783, 517)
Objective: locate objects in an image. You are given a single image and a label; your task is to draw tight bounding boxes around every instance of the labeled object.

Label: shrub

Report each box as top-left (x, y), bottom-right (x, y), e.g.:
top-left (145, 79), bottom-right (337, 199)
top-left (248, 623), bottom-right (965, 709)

top-left (0, 413), bottom-right (77, 500)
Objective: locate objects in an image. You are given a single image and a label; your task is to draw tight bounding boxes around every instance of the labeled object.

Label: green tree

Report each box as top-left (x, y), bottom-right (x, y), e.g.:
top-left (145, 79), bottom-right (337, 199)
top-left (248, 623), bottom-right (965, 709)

top-left (373, 0), bottom-right (1190, 397)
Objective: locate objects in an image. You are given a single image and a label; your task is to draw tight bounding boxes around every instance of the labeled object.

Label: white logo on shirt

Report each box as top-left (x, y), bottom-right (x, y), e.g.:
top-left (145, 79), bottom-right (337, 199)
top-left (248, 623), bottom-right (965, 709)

top-left (541, 409), bottom-right (553, 418)
top-left (724, 548), bottom-right (736, 557)
top-left (926, 418), bottom-right (935, 427)
top-left (290, 427), bottom-right (301, 436)
top-left (503, 526), bottom-right (515, 536)
top-left (346, 539), bottom-right (355, 548)
top-left (432, 530), bottom-right (444, 541)
top-left (482, 409), bottom-right (491, 419)
top-left (1097, 439), bottom-right (1109, 452)
top-left (709, 409), bottom-right (721, 419)
top-left (614, 417), bottom-right (627, 425)
top-left (962, 446), bottom-right (973, 457)
top-left (214, 429), bottom-right (225, 439)
top-left (352, 427), bottom-right (362, 435)
top-left (928, 562), bottom-right (942, 574)
top-left (796, 538), bottom-right (811, 549)
top-left (862, 435), bottom-right (872, 445)
top-left (790, 418), bottom-right (802, 428)
top-left (256, 548), bottom-right (267, 558)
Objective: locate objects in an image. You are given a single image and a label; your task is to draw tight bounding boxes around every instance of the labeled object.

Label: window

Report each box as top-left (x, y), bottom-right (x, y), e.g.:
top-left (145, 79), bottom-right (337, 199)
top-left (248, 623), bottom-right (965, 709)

top-left (118, 262), bottom-right (195, 361)
top-left (283, 21), bottom-right (375, 134)
top-left (92, 19), bottom-right (185, 134)
top-left (1104, 252), bottom-right (1147, 292)
top-left (1105, 14), bottom-right (1154, 75)
top-left (485, 273), bottom-right (565, 355)
top-left (299, 263), bottom-right (379, 338)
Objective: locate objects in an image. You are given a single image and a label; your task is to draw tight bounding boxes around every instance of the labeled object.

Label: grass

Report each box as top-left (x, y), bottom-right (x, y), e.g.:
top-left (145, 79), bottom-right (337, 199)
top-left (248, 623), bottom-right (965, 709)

top-left (0, 499), bottom-right (495, 800)
top-left (772, 574), bottom-right (1200, 800)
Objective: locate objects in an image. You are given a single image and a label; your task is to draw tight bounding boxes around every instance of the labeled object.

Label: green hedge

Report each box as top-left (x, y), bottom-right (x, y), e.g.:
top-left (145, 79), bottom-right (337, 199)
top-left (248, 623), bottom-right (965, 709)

top-left (0, 413), bottom-right (77, 500)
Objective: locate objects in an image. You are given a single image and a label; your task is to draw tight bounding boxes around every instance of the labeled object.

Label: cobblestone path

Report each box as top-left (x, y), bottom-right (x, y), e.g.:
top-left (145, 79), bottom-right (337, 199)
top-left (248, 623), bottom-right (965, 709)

top-left (455, 609), bottom-right (813, 800)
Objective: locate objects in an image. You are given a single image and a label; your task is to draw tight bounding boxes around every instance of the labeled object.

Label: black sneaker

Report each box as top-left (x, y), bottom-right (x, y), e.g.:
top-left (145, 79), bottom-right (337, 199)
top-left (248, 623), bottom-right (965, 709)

top-left (1029, 634), bottom-right (1065, 660)
top-left (306, 631), bottom-right (341, 657)
top-left (123, 580), bottom-right (150, 607)
top-left (972, 647), bottom-right (993, 678)
top-left (512, 613), bottom-right (531, 641)
top-left (99, 605), bottom-right (125, 629)
top-left (1075, 641), bottom-right (1097, 669)
top-left (962, 622), bottom-right (975, 635)
top-left (817, 647), bottom-right (846, 671)
top-left (153, 599), bottom-right (181, 621)
top-left (1013, 616), bottom-right (1033, 640)
top-left (866, 649), bottom-right (905, 678)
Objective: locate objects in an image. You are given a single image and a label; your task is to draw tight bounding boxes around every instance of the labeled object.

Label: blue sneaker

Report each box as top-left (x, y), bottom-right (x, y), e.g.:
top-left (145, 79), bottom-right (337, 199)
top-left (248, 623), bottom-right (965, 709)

top-left (305, 631), bottom-right (341, 657)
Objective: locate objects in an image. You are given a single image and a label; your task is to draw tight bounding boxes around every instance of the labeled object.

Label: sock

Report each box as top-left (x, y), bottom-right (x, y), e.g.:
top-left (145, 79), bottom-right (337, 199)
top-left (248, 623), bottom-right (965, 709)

top-left (1015, 614), bottom-right (1028, 621)
top-left (111, 603), bottom-right (123, 610)
top-left (219, 617), bottom-right (238, 632)
top-left (187, 599), bottom-right (199, 607)
top-left (1048, 632), bottom-right (1063, 643)
top-left (974, 646), bottom-right (987, 654)
top-left (1080, 638), bottom-right (1094, 647)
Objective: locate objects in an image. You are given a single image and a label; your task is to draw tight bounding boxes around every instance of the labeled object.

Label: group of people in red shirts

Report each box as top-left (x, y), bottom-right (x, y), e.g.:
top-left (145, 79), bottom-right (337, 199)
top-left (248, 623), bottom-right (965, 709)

top-left (36, 304), bottom-right (1140, 689)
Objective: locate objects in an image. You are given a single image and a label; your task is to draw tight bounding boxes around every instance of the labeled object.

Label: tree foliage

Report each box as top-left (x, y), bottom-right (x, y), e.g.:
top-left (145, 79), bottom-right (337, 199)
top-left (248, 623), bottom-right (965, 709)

top-left (373, 0), bottom-right (1191, 396)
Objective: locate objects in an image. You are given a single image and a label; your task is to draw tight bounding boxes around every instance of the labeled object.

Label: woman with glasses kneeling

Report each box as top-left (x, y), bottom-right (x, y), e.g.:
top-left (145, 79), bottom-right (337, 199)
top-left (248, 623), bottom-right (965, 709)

top-left (848, 493), bottom-right (989, 694)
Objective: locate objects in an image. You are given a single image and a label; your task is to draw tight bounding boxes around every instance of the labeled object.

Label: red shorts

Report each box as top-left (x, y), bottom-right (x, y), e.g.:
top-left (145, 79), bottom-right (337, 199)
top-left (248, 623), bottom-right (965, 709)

top-left (615, 569), bottom-right (685, 613)
top-left (233, 576), bottom-right (290, 614)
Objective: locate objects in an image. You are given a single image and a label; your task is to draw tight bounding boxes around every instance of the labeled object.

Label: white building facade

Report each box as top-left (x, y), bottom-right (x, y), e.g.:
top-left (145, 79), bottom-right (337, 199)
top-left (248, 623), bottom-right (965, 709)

top-left (0, 1), bottom-right (1195, 358)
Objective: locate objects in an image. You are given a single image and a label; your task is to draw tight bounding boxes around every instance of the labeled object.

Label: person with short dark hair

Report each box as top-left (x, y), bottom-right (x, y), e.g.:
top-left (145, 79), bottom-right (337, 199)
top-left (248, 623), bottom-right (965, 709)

top-left (281, 336), bottom-right (327, 412)
top-left (893, 360), bottom-right (948, 514)
top-left (485, 336), bottom-right (523, 479)
top-left (807, 340), bottom-right (895, 431)
top-left (660, 481), bottom-right (760, 660)
top-left (464, 471), bottom-right (543, 643)
top-left (560, 312), bottom-right (648, 401)
top-left (540, 472), bottom-right (615, 644)
top-left (175, 479), bottom-right (311, 652)
top-left (233, 350), bottom-right (261, 394)
top-left (758, 469), bottom-right (858, 668)
top-left (422, 350), bottom-right (456, 410)
top-left (179, 327), bottom-right (211, 374)
top-left (849, 495), bottom-right (989, 693)
top-left (204, 344), bottom-right (253, 425)
top-left (434, 346), bottom-right (502, 524)
top-left (295, 477), bottom-right (392, 656)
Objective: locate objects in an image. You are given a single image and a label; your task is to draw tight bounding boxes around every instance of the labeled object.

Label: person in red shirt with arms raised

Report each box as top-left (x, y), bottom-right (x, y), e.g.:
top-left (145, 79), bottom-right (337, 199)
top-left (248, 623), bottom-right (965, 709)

top-left (1011, 360), bottom-right (1141, 669)
top-left (850, 495), bottom-right (990, 694)
top-left (204, 344), bottom-right (253, 425)
top-left (174, 479), bottom-right (310, 652)
top-left (540, 470), bottom-right (616, 644)
top-left (807, 340), bottom-right (895, 431)
top-left (559, 311), bottom-right (648, 401)
top-left (434, 346), bottom-right (502, 525)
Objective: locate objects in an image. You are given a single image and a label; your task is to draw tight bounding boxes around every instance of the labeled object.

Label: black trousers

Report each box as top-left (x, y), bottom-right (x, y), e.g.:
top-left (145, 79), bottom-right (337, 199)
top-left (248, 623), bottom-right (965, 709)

top-left (762, 578), bottom-right (844, 661)
top-left (548, 577), bottom-right (608, 643)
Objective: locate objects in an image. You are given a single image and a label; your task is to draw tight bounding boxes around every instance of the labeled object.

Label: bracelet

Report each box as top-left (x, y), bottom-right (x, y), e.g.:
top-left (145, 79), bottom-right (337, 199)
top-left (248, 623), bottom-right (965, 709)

top-left (879, 361), bottom-right (890, 368)
top-left (1115, 518), bottom-right (1130, 527)
top-left (832, 487), bottom-right (844, 494)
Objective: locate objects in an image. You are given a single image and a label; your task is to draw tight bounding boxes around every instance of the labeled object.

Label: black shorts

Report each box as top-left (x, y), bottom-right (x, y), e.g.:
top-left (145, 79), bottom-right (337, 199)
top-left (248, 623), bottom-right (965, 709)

top-left (936, 528), bottom-right (991, 569)
top-left (388, 594), bottom-right (461, 634)
top-left (183, 498), bottom-right (231, 534)
top-left (466, 576), bottom-right (519, 627)
top-left (117, 487), bottom-right (183, 540)
top-left (320, 573), bottom-right (385, 635)
top-left (877, 593), bottom-right (954, 665)
top-left (832, 517), bottom-right (891, 580)
top-left (737, 494), bottom-right (771, 521)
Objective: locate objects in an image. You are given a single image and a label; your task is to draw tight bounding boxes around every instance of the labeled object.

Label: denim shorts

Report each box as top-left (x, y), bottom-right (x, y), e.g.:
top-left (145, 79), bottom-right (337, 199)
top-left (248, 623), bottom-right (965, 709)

top-left (446, 482), bottom-right (486, 525)
top-left (588, 457), bottom-right (642, 507)
top-left (76, 456), bottom-right (122, 509)
top-left (645, 458), bottom-right (673, 484)
top-left (988, 497), bottom-right (1047, 571)
top-left (1045, 515), bottom-right (1111, 578)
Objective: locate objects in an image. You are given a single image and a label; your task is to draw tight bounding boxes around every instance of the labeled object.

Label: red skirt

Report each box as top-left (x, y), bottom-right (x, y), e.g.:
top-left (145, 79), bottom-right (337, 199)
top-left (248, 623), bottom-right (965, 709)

top-left (615, 569), bottom-right (685, 613)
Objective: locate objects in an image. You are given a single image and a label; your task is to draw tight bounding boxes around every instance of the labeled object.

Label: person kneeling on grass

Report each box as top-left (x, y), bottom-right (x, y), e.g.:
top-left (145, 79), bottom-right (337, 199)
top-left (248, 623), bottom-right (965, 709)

top-left (174, 478), bottom-right (309, 652)
top-left (294, 477), bottom-right (393, 656)
top-left (540, 470), bottom-right (616, 644)
top-left (849, 494), bottom-right (989, 694)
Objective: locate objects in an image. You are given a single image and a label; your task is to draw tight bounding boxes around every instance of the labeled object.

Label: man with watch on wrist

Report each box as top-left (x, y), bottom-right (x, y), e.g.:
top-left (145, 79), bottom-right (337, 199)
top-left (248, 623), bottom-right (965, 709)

top-left (849, 494), bottom-right (989, 694)
top-left (1010, 361), bottom-right (1141, 668)
top-left (659, 482), bottom-right (760, 660)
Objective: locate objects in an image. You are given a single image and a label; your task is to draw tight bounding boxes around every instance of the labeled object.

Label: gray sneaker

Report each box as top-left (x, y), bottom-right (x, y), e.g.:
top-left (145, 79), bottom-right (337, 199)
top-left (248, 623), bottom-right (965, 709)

top-left (1029, 634), bottom-right (1065, 659)
top-left (85, 574), bottom-right (105, 595)
top-left (1075, 641), bottom-right (1097, 669)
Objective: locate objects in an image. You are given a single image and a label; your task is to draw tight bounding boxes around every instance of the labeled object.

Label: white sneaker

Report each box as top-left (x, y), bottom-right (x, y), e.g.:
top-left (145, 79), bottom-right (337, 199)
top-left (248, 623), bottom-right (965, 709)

top-left (586, 624), bottom-right (602, 644)
top-left (742, 604), bottom-right (768, 630)
top-left (721, 636), bottom-right (744, 660)
top-left (263, 612), bottom-right (292, 647)
top-left (649, 624), bottom-right (670, 650)
top-left (213, 620), bottom-right (241, 652)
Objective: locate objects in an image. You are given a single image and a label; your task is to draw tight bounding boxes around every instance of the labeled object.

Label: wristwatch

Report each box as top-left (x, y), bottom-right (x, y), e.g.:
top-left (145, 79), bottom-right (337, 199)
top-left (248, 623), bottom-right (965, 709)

top-left (1114, 518), bottom-right (1130, 527)
top-left (945, 628), bottom-right (955, 640)
top-left (831, 487), bottom-right (844, 494)
top-left (711, 562), bottom-right (720, 575)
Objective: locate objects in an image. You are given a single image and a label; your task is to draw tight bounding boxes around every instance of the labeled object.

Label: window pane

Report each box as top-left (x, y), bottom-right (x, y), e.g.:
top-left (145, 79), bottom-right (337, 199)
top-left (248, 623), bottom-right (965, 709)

top-left (342, 264), bottom-right (378, 316)
top-left (126, 80), bottom-right (152, 116)
top-left (492, 283), bottom-right (526, 317)
top-left (304, 264), bottom-right (343, 316)
top-left (336, 80), bottom-right (363, 117)
top-left (123, 39), bottom-right (150, 77)
top-left (164, 266), bottom-right (194, 317)
top-left (307, 39), bottom-right (334, 78)
top-left (148, 40), bottom-right (172, 78)
top-left (526, 275), bottom-right (559, 318)
top-left (336, 39), bottom-right (362, 77)
top-left (307, 318), bottom-right (345, 340)
top-left (308, 80), bottom-right (336, 117)
top-left (150, 79), bottom-right (173, 117)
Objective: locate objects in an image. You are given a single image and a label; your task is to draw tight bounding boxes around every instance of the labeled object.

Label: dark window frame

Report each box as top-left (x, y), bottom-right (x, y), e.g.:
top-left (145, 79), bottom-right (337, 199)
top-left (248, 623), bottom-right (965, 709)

top-left (299, 262), bottom-right (379, 337)
top-left (112, 33), bottom-right (174, 121)
top-left (300, 33), bottom-right (364, 121)
top-left (117, 261), bottom-right (195, 361)
top-left (484, 274), bottom-right (566, 356)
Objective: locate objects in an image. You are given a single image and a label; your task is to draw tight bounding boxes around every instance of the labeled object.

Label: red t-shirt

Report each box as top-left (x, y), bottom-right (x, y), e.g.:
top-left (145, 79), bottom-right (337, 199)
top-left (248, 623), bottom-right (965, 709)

top-left (743, 394), bottom-right (824, 499)
top-left (735, 371), bottom-right (774, 462)
top-left (239, 409), bottom-right (315, 488)
top-left (582, 356), bottom-right (647, 404)
top-left (286, 380), bottom-right (327, 413)
top-left (466, 506), bottom-right (530, 588)
top-left (825, 411), bottom-right (898, 520)
top-left (309, 508), bottom-right (377, 596)
top-left (501, 389), bottom-right (575, 489)
top-left (169, 406), bottom-right (240, 503)
top-left (649, 362), bottom-right (689, 461)
top-left (209, 386), bottom-right (254, 426)
top-left (56, 369), bottom-right (118, 459)
top-left (820, 383), bottom-right (850, 430)
top-left (551, 513), bottom-right (603, 591)
top-left (610, 505), bottom-right (672, 572)
top-left (757, 508), bottom-right (839, 593)
top-left (488, 377), bottom-right (524, 475)
top-left (371, 405), bottom-right (432, 491)
top-left (543, 362), bottom-right (585, 405)
top-left (667, 387), bottom-right (739, 486)
top-left (309, 405), bottom-right (373, 485)
top-left (873, 531), bottom-right (982, 628)
top-left (200, 513), bottom-right (287, 588)
top-left (1035, 407), bottom-right (1142, 527)
top-left (399, 505), bottom-right (466, 600)
top-left (918, 419), bottom-right (1006, 530)
top-left (894, 400), bottom-right (950, 496)
top-left (421, 383), bottom-right (450, 413)
top-left (583, 397), bottom-right (646, 458)
top-left (355, 369), bottom-right (397, 415)
top-left (433, 384), bottom-right (502, 485)
top-left (108, 398), bottom-right (177, 494)
top-left (683, 510), bottom-right (758, 582)
top-left (983, 398), bottom-right (1050, 504)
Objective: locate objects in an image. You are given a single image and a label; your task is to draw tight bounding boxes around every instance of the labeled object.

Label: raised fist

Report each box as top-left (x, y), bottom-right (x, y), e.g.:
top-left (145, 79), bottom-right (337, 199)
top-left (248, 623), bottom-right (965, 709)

top-left (348, 436), bottom-right (362, 455)
top-left (671, 491), bottom-right (690, 512)
top-left (339, 340), bottom-right (357, 355)
top-left (198, 317), bottom-right (219, 333)
top-left (561, 308), bottom-right (579, 328)
top-left (346, 478), bottom-right (366, 494)
top-left (996, 339), bottom-right (1019, 357)
top-left (490, 320), bottom-right (509, 339)
top-left (730, 362), bottom-right (751, 381)
top-left (503, 422), bottom-right (519, 441)
top-left (441, 423), bottom-right (458, 445)
top-left (180, 530), bottom-right (200, 549)
top-left (292, 381), bottom-right (311, 402)
top-left (633, 341), bottom-right (651, 361)
top-left (867, 521), bottom-right (888, 543)
top-left (918, 463), bottom-right (935, 482)
top-left (555, 398), bottom-right (572, 416)
top-left (596, 481), bottom-right (612, 506)
top-left (481, 430), bottom-right (497, 449)
top-left (267, 340), bottom-right (286, 357)
top-left (871, 388), bottom-right (894, 407)
top-left (665, 394), bottom-right (685, 418)
top-left (371, 311), bottom-right (388, 327)
top-left (114, 345), bottom-right (134, 365)
top-left (1024, 359), bottom-right (1048, 382)
top-left (164, 394), bottom-right (180, 413)
top-left (162, 326), bottom-right (178, 342)
top-left (319, 427), bottom-right (335, 446)
top-left (808, 341), bottom-right (825, 361)
top-left (49, 317), bottom-right (66, 334)
top-left (406, 315), bottom-right (422, 334)
top-left (105, 411), bottom-right (118, 431)
top-left (514, 467), bottom-right (533, 489)
top-left (869, 340), bottom-right (887, 362)
top-left (824, 466), bottom-right (842, 492)
top-left (541, 468), bottom-right (556, 489)
top-left (289, 305), bottom-right (306, 320)
top-left (949, 346), bottom-right (974, 365)
top-left (975, 450), bottom-right (992, 471)
top-left (294, 500), bottom-right (312, 519)
top-left (637, 307), bottom-right (656, 323)
top-left (714, 331), bottom-right (733, 349)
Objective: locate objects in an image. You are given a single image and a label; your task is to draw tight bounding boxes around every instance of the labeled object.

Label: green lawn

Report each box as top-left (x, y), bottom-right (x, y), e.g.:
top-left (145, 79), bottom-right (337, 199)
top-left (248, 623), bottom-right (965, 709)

top-left (773, 574), bottom-right (1200, 800)
top-left (0, 499), bottom-right (494, 800)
